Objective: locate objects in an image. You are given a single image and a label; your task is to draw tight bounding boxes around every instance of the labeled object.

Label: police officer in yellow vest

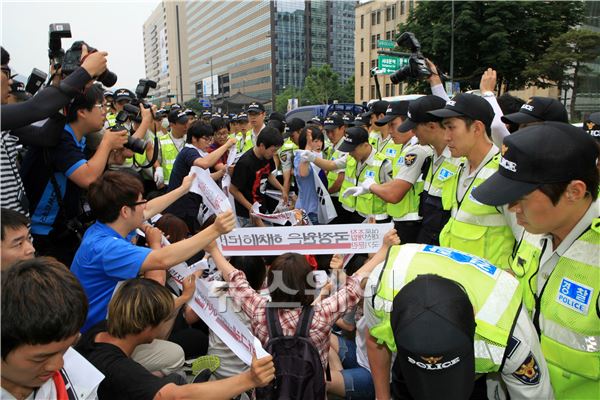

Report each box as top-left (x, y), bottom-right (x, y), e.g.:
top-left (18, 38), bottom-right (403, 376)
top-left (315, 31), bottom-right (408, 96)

top-left (245, 102), bottom-right (267, 153)
top-left (344, 101), bottom-right (425, 242)
top-left (366, 100), bottom-right (389, 151)
top-left (364, 243), bottom-right (555, 400)
top-left (394, 95), bottom-right (463, 245)
top-left (473, 122), bottom-right (600, 399)
top-left (157, 110), bottom-right (189, 188)
top-left (278, 117), bottom-right (305, 202)
top-left (232, 112), bottom-right (250, 155)
top-left (427, 94), bottom-right (522, 271)
top-left (103, 90), bottom-right (116, 126)
top-left (301, 126), bottom-right (393, 223)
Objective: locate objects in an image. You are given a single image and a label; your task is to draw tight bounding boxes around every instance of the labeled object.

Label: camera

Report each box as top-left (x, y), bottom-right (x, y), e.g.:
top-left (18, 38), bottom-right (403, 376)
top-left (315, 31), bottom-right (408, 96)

top-left (135, 79), bottom-right (157, 101)
top-left (48, 23), bottom-right (71, 70)
top-left (389, 32), bottom-right (432, 84)
top-left (121, 78), bottom-right (157, 123)
top-left (111, 111), bottom-right (146, 154)
top-left (62, 41), bottom-right (117, 87)
top-left (26, 68), bottom-right (48, 96)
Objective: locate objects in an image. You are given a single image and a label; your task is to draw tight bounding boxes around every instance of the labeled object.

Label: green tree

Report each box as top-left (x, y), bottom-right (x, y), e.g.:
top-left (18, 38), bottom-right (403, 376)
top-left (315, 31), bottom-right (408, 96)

top-left (184, 98), bottom-right (204, 114)
top-left (302, 64), bottom-right (341, 104)
top-left (338, 74), bottom-right (355, 103)
top-left (275, 86), bottom-right (303, 113)
top-left (398, 1), bottom-right (585, 92)
top-left (525, 29), bottom-right (600, 120)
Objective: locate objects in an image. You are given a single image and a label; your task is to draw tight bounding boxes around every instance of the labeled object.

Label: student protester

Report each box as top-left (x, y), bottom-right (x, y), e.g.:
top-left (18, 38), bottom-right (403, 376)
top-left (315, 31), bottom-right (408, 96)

top-left (472, 122), bottom-right (600, 399)
top-left (205, 229), bottom-right (400, 372)
top-left (76, 277), bottom-right (275, 400)
top-left (1, 258), bottom-right (104, 400)
top-left (364, 243), bottom-right (554, 400)
top-left (164, 121), bottom-right (235, 233)
top-left (278, 117), bottom-right (306, 203)
top-left (0, 208), bottom-right (35, 269)
top-left (294, 128), bottom-right (321, 225)
top-left (19, 84), bottom-right (129, 265)
top-left (428, 94), bottom-right (522, 270)
top-left (229, 127), bottom-right (285, 227)
top-left (209, 117), bottom-right (233, 166)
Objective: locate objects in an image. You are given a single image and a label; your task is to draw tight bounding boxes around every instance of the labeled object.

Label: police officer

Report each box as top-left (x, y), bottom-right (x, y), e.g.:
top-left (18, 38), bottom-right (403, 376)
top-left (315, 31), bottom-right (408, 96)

top-left (428, 94), bottom-right (521, 270)
top-left (365, 100), bottom-right (389, 151)
top-left (278, 117), bottom-right (305, 203)
top-left (343, 101), bottom-right (425, 243)
top-left (584, 111), bottom-right (600, 142)
top-left (472, 122), bottom-right (600, 399)
top-left (364, 243), bottom-right (554, 400)
top-left (157, 110), bottom-right (189, 188)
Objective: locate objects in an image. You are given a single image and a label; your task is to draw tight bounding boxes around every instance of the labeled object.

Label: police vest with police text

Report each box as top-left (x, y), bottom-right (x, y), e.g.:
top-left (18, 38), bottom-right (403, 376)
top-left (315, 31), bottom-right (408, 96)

top-left (440, 154), bottom-right (515, 270)
top-left (371, 243), bottom-right (522, 373)
top-left (158, 132), bottom-right (181, 185)
top-left (510, 218), bottom-right (600, 399)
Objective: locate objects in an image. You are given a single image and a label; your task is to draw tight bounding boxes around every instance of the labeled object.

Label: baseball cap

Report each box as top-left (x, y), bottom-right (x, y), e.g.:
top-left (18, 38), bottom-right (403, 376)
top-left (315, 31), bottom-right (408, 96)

top-left (246, 102), bottom-right (265, 114)
top-left (269, 111), bottom-right (285, 122)
top-left (342, 114), bottom-right (355, 126)
top-left (501, 97), bottom-right (568, 125)
top-left (113, 88), bottom-right (134, 103)
top-left (168, 110), bottom-right (189, 124)
top-left (201, 110), bottom-right (212, 118)
top-left (323, 115), bottom-right (344, 130)
top-left (398, 95), bottom-right (446, 132)
top-left (309, 116), bottom-right (323, 126)
top-left (353, 112), bottom-right (370, 127)
top-left (375, 101), bottom-right (410, 126)
top-left (472, 122), bottom-right (599, 206)
top-left (338, 126), bottom-right (369, 152)
top-left (103, 90), bottom-right (114, 98)
top-left (184, 109), bottom-right (196, 116)
top-left (9, 81), bottom-right (30, 101)
top-left (428, 93), bottom-right (494, 127)
top-left (391, 274), bottom-right (476, 400)
top-left (584, 112), bottom-right (600, 140)
top-left (365, 100), bottom-right (390, 117)
top-left (286, 117), bottom-right (305, 133)
top-left (237, 112), bottom-right (249, 122)
top-left (170, 103), bottom-right (182, 111)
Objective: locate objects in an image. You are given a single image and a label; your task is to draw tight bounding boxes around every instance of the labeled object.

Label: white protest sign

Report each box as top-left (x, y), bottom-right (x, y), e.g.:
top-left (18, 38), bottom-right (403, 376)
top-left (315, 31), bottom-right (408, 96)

top-left (251, 202), bottom-right (302, 225)
top-left (190, 166), bottom-right (231, 214)
top-left (311, 164), bottom-right (337, 224)
top-left (219, 223), bottom-right (393, 256)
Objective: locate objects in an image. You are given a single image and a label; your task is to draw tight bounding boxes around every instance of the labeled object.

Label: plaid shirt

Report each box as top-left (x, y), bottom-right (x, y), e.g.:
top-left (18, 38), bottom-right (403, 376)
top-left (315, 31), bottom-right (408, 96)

top-left (227, 270), bottom-right (364, 368)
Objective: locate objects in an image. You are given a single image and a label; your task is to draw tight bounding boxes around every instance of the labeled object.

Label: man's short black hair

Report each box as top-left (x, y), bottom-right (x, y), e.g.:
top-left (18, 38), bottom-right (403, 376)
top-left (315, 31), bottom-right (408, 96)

top-left (210, 117), bottom-right (226, 133)
top-left (1, 208), bottom-right (29, 241)
top-left (1, 47), bottom-right (9, 66)
top-left (256, 126), bottom-right (284, 149)
top-left (1, 257), bottom-right (88, 359)
top-left (66, 84), bottom-right (104, 123)
top-left (186, 121), bottom-right (214, 144)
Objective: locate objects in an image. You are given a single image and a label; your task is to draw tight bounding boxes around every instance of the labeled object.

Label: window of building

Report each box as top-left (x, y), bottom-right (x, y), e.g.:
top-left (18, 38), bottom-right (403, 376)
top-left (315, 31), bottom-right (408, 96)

top-left (391, 4), bottom-right (396, 20)
top-left (371, 11), bottom-right (376, 25)
top-left (370, 85), bottom-right (376, 99)
top-left (370, 59), bottom-right (376, 69)
top-left (376, 10), bottom-right (381, 24)
top-left (360, 62), bottom-right (364, 77)
top-left (361, 38), bottom-right (364, 52)
top-left (361, 14), bottom-right (364, 29)
top-left (391, 84), bottom-right (396, 96)
top-left (400, 1), bottom-right (405, 15)
top-left (360, 86), bottom-right (364, 99)
top-left (376, 33), bottom-right (381, 43)
top-left (391, 30), bottom-right (396, 39)
top-left (386, 31), bottom-right (391, 40)
top-left (385, 83), bottom-right (390, 97)
top-left (386, 6), bottom-right (391, 21)
top-left (409, 0), bottom-right (414, 11)
top-left (371, 34), bottom-right (377, 49)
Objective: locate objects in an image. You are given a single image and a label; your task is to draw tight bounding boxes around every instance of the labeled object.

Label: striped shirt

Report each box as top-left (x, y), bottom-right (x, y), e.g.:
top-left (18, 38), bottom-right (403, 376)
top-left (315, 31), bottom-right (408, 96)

top-left (0, 131), bottom-right (28, 216)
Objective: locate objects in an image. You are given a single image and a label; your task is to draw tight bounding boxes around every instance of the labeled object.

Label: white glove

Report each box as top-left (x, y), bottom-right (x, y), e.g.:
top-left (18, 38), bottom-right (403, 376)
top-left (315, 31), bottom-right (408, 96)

top-left (298, 150), bottom-right (316, 163)
top-left (342, 186), bottom-right (368, 198)
top-left (154, 166), bottom-right (164, 187)
top-left (360, 178), bottom-right (376, 192)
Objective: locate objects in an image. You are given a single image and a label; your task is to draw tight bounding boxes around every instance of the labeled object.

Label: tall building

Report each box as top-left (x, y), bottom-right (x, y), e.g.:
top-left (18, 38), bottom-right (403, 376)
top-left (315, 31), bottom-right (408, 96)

top-left (181, 0), bottom-right (355, 109)
top-left (354, 0), bottom-right (414, 103)
top-left (142, 1), bottom-right (190, 104)
top-left (572, 1), bottom-right (600, 119)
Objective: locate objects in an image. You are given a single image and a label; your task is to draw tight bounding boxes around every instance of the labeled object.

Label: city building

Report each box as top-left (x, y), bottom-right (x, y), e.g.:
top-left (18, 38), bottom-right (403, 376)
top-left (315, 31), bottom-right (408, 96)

top-left (354, 0), bottom-right (414, 103)
top-left (142, 1), bottom-right (190, 104)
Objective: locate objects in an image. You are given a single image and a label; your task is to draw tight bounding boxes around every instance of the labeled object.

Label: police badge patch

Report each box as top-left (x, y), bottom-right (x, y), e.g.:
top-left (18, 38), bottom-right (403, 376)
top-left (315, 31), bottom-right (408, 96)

top-left (512, 352), bottom-right (541, 385)
top-left (404, 153), bottom-right (417, 166)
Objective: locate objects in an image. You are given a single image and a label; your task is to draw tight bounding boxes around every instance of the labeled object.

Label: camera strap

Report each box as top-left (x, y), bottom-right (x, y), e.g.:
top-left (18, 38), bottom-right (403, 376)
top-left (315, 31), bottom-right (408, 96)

top-left (132, 130), bottom-right (159, 169)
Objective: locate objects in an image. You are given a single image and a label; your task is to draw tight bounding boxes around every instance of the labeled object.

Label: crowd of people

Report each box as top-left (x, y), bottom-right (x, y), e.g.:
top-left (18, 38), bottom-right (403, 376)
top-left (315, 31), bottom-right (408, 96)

top-left (1, 40), bottom-right (599, 400)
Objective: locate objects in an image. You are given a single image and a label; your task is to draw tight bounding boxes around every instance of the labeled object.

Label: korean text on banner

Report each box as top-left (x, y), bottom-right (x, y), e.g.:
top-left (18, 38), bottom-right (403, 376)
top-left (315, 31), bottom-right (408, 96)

top-left (189, 166), bottom-right (232, 214)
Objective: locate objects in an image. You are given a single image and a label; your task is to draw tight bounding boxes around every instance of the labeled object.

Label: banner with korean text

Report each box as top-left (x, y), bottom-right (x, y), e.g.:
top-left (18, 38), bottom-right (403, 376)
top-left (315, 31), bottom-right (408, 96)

top-left (218, 223), bottom-right (393, 256)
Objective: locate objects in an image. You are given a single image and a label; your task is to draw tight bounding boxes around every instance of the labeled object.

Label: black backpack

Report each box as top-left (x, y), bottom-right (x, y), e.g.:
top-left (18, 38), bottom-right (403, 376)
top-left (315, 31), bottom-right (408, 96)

top-left (255, 306), bottom-right (326, 400)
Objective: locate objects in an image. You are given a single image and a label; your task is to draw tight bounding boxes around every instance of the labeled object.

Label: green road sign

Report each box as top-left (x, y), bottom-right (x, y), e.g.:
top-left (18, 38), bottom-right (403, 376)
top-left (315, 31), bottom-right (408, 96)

top-left (377, 55), bottom-right (410, 75)
top-left (377, 39), bottom-right (396, 49)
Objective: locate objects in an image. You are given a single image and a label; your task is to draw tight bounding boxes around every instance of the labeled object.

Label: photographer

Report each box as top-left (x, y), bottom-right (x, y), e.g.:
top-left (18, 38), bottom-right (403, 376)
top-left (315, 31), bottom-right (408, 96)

top-left (1, 46), bottom-right (108, 216)
top-left (19, 84), bottom-right (128, 266)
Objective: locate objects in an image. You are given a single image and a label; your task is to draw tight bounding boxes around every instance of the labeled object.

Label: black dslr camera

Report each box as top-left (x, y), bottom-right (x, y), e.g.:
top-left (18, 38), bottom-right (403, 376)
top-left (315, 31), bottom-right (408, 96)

top-left (122, 79), bottom-right (158, 123)
top-left (389, 32), bottom-right (432, 84)
top-left (111, 111), bottom-right (146, 154)
top-left (48, 23), bottom-right (117, 87)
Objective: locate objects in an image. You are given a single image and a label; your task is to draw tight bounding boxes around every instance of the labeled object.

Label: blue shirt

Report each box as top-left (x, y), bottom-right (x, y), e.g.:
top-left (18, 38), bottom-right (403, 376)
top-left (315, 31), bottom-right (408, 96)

top-left (71, 222), bottom-right (151, 332)
top-left (20, 124), bottom-right (87, 235)
top-left (293, 152), bottom-right (319, 216)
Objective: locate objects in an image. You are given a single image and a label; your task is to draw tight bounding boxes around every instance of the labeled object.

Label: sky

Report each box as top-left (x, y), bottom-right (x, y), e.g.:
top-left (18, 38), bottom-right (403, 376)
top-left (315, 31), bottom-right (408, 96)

top-left (1, 0), bottom-right (159, 90)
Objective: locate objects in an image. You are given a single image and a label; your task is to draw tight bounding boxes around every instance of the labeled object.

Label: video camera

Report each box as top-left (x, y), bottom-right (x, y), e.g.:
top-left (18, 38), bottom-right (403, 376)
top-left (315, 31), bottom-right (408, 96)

top-left (389, 32), bottom-right (432, 84)
top-left (111, 111), bottom-right (146, 154)
top-left (48, 23), bottom-right (117, 87)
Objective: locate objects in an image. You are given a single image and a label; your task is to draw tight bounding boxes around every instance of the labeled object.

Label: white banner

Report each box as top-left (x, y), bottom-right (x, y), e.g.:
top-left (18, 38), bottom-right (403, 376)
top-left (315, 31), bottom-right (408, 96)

top-left (311, 164), bottom-right (337, 224)
top-left (251, 202), bottom-right (307, 226)
top-left (190, 166), bottom-right (232, 214)
top-left (219, 223), bottom-right (393, 256)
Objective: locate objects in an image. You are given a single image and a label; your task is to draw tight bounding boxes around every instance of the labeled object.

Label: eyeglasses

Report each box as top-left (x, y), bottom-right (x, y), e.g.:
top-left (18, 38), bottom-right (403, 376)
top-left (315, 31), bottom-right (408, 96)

top-left (1, 66), bottom-right (11, 78)
top-left (200, 136), bottom-right (214, 142)
top-left (128, 199), bottom-right (148, 208)
top-left (93, 104), bottom-right (104, 110)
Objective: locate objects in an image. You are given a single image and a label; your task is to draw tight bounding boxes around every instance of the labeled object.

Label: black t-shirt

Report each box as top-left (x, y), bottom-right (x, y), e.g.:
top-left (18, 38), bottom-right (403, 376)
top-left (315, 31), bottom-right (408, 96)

top-left (75, 321), bottom-right (182, 400)
top-left (165, 146), bottom-right (203, 218)
top-left (231, 148), bottom-right (275, 218)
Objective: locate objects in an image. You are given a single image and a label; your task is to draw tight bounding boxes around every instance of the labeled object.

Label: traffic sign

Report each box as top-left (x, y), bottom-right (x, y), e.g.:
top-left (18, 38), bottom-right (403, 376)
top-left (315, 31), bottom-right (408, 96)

top-left (377, 55), bottom-right (410, 75)
top-left (200, 99), bottom-right (211, 107)
top-left (377, 39), bottom-right (396, 49)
